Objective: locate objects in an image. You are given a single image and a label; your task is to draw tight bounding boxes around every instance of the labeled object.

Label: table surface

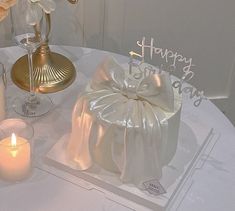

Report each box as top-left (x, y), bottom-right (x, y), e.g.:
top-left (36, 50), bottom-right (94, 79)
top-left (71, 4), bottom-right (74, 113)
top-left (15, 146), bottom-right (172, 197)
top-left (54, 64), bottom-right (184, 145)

top-left (0, 46), bottom-right (235, 211)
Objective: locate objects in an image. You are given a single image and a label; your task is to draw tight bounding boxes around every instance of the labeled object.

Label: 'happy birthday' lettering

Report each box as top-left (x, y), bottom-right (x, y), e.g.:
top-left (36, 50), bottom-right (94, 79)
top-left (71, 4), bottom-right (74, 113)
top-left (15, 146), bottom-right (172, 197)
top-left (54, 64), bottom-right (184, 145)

top-left (133, 37), bottom-right (206, 107)
top-left (137, 37), bottom-right (195, 77)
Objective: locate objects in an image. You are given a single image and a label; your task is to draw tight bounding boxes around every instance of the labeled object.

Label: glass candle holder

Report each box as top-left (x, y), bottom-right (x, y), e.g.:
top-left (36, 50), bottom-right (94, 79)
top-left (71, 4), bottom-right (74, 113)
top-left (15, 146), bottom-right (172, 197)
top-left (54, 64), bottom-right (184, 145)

top-left (0, 118), bottom-right (34, 182)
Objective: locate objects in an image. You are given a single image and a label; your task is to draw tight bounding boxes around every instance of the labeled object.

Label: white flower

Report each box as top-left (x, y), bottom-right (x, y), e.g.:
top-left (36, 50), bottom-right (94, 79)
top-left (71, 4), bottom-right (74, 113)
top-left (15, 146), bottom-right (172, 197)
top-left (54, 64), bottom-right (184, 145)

top-left (29, 0), bottom-right (56, 14)
top-left (26, 0), bottom-right (55, 25)
top-left (26, 2), bottom-right (42, 25)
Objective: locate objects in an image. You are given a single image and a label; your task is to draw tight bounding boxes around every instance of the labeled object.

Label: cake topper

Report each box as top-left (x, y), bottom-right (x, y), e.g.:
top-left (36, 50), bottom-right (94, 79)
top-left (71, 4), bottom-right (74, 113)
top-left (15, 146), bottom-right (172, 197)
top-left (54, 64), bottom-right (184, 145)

top-left (129, 37), bottom-right (207, 107)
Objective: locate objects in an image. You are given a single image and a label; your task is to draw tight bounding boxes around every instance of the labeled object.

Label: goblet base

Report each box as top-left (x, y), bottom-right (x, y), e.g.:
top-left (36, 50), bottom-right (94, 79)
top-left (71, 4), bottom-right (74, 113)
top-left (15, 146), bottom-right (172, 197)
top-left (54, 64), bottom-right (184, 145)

top-left (11, 51), bottom-right (76, 94)
top-left (12, 94), bottom-right (53, 117)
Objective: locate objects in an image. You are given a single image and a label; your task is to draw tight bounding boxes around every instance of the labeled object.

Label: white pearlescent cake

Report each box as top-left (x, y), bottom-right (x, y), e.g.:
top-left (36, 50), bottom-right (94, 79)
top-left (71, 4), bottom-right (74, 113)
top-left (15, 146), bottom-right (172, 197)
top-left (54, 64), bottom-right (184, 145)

top-left (66, 57), bottom-right (182, 187)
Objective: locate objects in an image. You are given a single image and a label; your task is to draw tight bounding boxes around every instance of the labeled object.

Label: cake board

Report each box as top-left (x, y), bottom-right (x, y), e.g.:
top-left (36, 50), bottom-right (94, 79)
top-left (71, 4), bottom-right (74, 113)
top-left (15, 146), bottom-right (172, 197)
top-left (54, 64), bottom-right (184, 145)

top-left (43, 112), bottom-right (219, 211)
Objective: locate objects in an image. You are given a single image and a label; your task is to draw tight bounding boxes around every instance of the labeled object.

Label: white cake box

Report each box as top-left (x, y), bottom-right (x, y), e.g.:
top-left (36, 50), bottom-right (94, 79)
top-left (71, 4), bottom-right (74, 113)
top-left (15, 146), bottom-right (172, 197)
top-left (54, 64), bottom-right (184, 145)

top-left (44, 107), bottom-right (218, 211)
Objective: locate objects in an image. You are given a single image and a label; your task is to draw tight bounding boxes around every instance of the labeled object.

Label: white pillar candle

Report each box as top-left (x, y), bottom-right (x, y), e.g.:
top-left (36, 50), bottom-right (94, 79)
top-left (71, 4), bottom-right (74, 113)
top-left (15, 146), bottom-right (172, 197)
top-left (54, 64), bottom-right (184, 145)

top-left (0, 77), bottom-right (5, 121)
top-left (0, 133), bottom-right (31, 181)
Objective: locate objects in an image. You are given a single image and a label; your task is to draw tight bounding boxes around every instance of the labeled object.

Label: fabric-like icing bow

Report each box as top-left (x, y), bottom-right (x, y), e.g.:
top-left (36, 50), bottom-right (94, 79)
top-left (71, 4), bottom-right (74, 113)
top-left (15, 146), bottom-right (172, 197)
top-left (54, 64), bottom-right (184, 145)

top-left (91, 57), bottom-right (174, 112)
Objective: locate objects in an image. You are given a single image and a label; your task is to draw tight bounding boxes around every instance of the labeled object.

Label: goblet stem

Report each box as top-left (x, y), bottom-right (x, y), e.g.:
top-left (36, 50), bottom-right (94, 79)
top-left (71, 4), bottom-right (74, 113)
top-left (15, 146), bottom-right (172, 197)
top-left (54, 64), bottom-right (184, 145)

top-left (27, 49), bottom-right (36, 100)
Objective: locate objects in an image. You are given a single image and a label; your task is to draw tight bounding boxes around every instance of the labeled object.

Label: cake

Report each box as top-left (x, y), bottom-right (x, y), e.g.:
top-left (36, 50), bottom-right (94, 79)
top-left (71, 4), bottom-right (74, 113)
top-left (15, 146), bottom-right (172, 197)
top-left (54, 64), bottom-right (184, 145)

top-left (66, 57), bottom-right (182, 187)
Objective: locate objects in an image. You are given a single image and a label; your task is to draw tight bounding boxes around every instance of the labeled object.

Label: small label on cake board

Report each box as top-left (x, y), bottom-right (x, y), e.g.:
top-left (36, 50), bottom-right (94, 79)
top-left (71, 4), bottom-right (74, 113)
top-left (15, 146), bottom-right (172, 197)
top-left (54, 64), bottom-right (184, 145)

top-left (143, 179), bottom-right (166, 196)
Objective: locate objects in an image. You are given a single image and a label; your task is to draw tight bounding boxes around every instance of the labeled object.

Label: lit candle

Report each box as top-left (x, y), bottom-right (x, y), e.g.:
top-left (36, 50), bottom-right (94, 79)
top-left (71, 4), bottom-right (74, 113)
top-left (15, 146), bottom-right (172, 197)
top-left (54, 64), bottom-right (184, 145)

top-left (129, 51), bottom-right (144, 75)
top-left (129, 51), bottom-right (134, 75)
top-left (0, 133), bottom-right (31, 181)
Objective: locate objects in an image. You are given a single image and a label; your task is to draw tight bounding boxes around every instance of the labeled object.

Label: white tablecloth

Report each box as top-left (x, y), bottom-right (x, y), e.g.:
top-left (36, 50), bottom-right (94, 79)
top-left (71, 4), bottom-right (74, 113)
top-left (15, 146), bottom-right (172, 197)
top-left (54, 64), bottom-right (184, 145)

top-left (0, 46), bottom-right (235, 211)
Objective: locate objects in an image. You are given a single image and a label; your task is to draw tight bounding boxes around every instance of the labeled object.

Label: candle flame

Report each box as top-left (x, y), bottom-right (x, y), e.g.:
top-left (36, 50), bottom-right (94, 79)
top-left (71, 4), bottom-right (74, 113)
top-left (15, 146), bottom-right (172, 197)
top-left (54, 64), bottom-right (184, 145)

top-left (11, 133), bottom-right (17, 147)
top-left (129, 51), bottom-right (143, 58)
top-left (10, 133), bottom-right (17, 157)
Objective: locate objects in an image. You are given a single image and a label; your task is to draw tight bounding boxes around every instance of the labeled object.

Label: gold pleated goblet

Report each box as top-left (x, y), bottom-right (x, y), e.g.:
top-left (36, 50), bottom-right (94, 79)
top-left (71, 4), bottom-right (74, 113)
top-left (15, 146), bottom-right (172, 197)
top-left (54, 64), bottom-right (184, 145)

top-left (11, 13), bottom-right (76, 94)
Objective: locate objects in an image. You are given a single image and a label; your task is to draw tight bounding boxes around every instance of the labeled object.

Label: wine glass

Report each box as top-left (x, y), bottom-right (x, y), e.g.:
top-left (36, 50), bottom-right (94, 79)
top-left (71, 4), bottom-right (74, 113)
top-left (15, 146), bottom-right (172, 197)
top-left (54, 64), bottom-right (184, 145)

top-left (10, 0), bottom-right (53, 117)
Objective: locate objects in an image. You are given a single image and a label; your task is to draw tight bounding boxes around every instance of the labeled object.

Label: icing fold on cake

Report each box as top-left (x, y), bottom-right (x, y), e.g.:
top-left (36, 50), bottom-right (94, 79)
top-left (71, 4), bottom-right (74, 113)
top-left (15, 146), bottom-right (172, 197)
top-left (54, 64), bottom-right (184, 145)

top-left (66, 57), bottom-right (182, 187)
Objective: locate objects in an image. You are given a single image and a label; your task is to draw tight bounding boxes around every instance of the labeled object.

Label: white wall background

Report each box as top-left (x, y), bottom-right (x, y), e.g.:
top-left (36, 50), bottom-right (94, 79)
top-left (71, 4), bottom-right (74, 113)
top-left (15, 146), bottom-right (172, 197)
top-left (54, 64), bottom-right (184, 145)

top-left (0, 0), bottom-right (235, 125)
top-left (95, 0), bottom-right (235, 125)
